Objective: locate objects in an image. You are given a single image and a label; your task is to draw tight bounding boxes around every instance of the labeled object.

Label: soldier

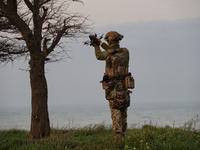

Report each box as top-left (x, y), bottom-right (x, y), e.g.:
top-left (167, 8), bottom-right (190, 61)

top-left (92, 31), bottom-right (134, 140)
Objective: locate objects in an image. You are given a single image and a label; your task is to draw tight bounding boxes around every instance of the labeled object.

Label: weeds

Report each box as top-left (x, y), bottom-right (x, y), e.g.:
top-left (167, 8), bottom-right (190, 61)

top-left (181, 115), bottom-right (200, 131)
top-left (0, 119), bottom-right (199, 150)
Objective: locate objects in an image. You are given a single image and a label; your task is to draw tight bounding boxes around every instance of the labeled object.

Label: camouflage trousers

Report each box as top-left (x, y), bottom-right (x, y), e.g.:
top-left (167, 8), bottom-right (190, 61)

top-left (109, 100), bottom-right (127, 135)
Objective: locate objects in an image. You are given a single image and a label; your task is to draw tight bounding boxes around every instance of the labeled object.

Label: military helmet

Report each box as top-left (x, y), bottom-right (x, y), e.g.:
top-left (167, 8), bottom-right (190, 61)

top-left (104, 31), bottom-right (123, 45)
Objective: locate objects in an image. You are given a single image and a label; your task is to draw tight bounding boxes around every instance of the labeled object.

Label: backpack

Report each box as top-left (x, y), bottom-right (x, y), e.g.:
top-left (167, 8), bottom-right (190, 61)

top-left (105, 48), bottom-right (129, 77)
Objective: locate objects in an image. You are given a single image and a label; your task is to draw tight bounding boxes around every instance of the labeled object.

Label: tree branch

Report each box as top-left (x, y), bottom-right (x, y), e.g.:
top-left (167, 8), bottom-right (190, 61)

top-left (24, 0), bottom-right (34, 12)
top-left (41, 6), bottom-right (48, 23)
top-left (7, 0), bottom-right (17, 14)
top-left (43, 37), bottom-right (50, 57)
top-left (0, 41), bottom-right (29, 64)
top-left (0, 0), bottom-right (7, 10)
top-left (1, 0), bottom-right (91, 64)
top-left (39, 0), bottom-right (51, 7)
top-left (46, 25), bottom-right (71, 56)
top-left (0, 0), bottom-right (31, 35)
top-left (72, 0), bottom-right (84, 5)
top-left (0, 0), bottom-right (36, 53)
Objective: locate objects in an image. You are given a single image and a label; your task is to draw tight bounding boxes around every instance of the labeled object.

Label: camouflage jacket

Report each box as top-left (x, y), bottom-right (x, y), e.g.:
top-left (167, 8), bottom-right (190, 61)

top-left (94, 43), bottom-right (131, 109)
top-left (94, 43), bottom-right (129, 74)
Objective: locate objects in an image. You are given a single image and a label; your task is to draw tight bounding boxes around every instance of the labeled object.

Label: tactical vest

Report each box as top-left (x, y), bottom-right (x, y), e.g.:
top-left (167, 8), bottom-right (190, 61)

top-left (105, 48), bottom-right (129, 78)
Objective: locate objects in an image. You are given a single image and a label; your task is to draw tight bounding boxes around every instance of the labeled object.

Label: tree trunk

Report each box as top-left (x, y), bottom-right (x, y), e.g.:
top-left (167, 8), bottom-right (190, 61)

top-left (28, 55), bottom-right (50, 139)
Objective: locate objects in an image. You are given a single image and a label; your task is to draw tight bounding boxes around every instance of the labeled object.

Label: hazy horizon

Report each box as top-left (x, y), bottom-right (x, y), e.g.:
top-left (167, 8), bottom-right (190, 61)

top-left (1, 17), bottom-right (200, 107)
top-left (1, 0), bottom-right (200, 107)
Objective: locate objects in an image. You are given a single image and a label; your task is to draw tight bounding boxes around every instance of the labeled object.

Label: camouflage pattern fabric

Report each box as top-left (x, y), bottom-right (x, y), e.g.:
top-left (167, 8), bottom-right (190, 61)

top-left (104, 31), bottom-right (123, 45)
top-left (105, 79), bottom-right (130, 109)
top-left (109, 100), bottom-right (127, 134)
top-left (106, 48), bottom-right (129, 77)
top-left (102, 79), bottom-right (116, 100)
top-left (94, 42), bottom-right (131, 137)
top-left (103, 47), bottom-right (130, 109)
top-left (113, 80), bottom-right (130, 110)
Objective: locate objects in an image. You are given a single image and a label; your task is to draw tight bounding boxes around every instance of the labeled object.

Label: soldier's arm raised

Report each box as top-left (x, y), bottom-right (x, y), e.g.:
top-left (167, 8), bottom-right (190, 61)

top-left (94, 45), bottom-right (109, 60)
top-left (101, 43), bottom-right (109, 51)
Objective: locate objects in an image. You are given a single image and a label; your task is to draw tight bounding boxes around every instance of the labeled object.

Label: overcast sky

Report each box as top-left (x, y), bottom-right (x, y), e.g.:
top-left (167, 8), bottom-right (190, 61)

top-left (69, 0), bottom-right (200, 26)
top-left (0, 0), bottom-right (200, 107)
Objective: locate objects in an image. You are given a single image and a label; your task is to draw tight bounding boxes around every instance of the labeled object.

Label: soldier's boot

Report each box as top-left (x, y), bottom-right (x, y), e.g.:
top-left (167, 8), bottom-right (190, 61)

top-left (114, 132), bottom-right (123, 142)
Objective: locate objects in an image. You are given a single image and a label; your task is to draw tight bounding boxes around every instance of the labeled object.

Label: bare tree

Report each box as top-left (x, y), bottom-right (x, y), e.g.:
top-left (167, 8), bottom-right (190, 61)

top-left (0, 0), bottom-right (90, 139)
top-left (0, 11), bottom-right (28, 64)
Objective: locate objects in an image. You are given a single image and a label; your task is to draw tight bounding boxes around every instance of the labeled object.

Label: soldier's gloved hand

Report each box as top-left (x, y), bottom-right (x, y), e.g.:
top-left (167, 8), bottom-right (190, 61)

top-left (92, 43), bottom-right (98, 47)
top-left (92, 39), bottom-right (101, 47)
top-left (96, 38), bottom-right (103, 46)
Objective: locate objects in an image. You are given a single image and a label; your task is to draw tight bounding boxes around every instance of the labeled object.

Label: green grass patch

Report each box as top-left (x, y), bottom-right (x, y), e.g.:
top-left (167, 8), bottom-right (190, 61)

top-left (0, 121), bottom-right (200, 150)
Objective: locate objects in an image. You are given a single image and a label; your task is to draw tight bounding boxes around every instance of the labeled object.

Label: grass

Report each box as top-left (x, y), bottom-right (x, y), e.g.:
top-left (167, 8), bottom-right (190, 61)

top-left (0, 118), bottom-right (200, 150)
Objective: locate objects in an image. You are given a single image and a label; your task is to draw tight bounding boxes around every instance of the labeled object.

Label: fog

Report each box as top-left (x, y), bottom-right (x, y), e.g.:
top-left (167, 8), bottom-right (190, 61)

top-left (1, 17), bottom-right (200, 107)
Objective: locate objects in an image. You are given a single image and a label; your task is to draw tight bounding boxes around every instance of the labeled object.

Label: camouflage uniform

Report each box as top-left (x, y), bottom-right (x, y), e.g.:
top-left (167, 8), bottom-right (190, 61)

top-left (109, 100), bottom-right (127, 135)
top-left (94, 31), bottom-right (131, 138)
